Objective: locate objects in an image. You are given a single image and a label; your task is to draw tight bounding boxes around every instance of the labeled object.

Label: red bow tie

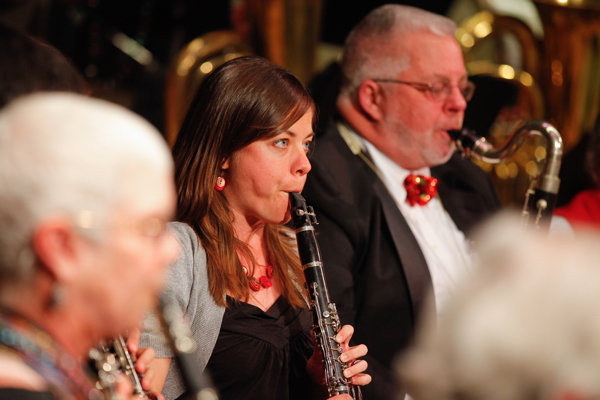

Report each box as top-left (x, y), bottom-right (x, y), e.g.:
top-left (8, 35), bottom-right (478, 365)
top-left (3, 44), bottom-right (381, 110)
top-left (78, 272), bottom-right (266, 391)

top-left (404, 174), bottom-right (438, 206)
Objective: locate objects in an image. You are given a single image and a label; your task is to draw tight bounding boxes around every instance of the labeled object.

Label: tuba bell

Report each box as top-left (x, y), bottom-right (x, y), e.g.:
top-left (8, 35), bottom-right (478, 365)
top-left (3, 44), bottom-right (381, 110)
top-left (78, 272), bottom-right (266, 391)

top-left (457, 0), bottom-right (600, 153)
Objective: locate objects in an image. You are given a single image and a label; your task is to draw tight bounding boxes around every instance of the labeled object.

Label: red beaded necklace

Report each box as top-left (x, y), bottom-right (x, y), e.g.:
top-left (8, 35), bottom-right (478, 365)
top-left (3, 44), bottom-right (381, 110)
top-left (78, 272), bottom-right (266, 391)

top-left (243, 265), bottom-right (274, 291)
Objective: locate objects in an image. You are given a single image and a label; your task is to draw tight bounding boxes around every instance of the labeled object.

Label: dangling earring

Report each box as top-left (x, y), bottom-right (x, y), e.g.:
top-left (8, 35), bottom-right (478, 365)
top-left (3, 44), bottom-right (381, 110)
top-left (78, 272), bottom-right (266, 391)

top-left (214, 176), bottom-right (226, 191)
top-left (49, 283), bottom-right (66, 309)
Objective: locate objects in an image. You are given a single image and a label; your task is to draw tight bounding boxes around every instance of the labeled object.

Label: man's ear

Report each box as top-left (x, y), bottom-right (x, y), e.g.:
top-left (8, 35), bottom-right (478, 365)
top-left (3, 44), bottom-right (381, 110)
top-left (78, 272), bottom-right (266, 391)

top-left (31, 217), bottom-right (80, 284)
top-left (357, 80), bottom-right (385, 122)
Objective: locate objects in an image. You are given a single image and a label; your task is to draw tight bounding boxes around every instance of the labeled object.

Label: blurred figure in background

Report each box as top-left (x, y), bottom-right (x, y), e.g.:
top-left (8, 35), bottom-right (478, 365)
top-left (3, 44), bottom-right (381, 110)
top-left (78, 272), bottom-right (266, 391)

top-left (0, 93), bottom-right (178, 400)
top-left (0, 0), bottom-right (50, 37)
top-left (555, 112), bottom-right (600, 230)
top-left (0, 23), bottom-right (87, 109)
top-left (400, 212), bottom-right (600, 400)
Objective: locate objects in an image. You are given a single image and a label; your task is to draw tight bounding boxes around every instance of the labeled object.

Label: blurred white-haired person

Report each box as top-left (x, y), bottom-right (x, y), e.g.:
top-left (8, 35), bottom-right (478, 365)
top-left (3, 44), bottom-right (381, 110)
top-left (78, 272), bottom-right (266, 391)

top-left (399, 212), bottom-right (600, 400)
top-left (0, 93), bottom-right (179, 400)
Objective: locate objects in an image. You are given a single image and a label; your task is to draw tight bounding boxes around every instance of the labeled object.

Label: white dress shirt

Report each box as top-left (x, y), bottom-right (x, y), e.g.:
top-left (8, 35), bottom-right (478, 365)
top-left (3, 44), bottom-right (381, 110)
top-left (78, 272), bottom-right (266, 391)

top-left (349, 130), bottom-right (473, 315)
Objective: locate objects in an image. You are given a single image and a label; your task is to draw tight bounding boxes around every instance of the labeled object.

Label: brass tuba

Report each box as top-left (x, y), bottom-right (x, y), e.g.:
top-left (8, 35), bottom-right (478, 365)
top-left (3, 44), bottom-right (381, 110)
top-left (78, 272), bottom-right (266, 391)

top-left (457, 0), bottom-right (600, 153)
top-left (164, 31), bottom-right (252, 146)
top-left (163, 0), bottom-right (324, 146)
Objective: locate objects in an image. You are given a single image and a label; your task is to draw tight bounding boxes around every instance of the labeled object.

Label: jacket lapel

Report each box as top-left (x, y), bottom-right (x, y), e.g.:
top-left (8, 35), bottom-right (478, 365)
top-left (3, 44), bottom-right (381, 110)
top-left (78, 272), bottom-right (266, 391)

top-left (373, 180), bottom-right (435, 319)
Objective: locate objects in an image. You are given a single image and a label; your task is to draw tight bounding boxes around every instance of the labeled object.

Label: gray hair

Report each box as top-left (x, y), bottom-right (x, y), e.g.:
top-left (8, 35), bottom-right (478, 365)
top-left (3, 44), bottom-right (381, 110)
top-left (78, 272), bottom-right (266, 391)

top-left (400, 213), bottom-right (600, 400)
top-left (0, 93), bottom-right (173, 286)
top-left (339, 4), bottom-right (457, 99)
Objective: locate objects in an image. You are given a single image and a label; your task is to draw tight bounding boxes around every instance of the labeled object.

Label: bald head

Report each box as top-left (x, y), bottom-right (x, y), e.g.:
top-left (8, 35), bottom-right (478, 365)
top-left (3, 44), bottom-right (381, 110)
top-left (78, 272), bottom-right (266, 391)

top-left (0, 93), bottom-right (173, 286)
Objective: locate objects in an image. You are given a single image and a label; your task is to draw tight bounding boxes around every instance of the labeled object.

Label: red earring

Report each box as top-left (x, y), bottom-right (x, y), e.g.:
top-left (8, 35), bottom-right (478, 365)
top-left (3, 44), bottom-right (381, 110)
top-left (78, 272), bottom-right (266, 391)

top-left (214, 176), bottom-right (226, 191)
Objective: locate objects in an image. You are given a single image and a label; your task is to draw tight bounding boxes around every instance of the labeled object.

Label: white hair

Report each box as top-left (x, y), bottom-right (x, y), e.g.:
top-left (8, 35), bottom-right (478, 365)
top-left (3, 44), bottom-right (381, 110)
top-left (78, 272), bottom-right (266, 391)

top-left (0, 93), bottom-right (173, 285)
top-left (339, 4), bottom-right (457, 99)
top-left (400, 212), bottom-right (600, 400)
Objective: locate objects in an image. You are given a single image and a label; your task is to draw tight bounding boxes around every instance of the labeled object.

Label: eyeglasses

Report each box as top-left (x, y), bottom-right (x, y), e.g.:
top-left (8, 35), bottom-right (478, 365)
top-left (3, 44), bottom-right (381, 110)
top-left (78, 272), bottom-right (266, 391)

top-left (372, 78), bottom-right (476, 102)
top-left (76, 210), bottom-right (170, 240)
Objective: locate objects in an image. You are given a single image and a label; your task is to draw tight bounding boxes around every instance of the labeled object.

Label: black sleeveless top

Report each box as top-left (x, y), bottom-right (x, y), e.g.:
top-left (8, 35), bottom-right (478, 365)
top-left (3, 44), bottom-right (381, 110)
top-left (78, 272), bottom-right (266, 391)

top-left (206, 296), bottom-right (315, 400)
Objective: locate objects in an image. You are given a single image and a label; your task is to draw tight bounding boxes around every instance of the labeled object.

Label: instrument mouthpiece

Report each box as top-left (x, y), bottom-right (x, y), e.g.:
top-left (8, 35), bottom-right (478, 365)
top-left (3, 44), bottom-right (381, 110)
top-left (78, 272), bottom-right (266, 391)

top-left (448, 129), bottom-right (464, 141)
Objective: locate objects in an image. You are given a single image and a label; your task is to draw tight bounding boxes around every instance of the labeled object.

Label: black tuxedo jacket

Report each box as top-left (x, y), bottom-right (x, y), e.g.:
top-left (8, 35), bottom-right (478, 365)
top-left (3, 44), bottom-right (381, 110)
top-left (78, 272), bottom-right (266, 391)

top-left (302, 119), bottom-right (501, 400)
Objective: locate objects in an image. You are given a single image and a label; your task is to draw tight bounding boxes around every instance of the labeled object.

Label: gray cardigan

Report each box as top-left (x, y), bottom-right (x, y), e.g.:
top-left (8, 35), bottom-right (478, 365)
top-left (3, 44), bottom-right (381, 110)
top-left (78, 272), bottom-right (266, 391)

top-left (140, 222), bottom-right (225, 400)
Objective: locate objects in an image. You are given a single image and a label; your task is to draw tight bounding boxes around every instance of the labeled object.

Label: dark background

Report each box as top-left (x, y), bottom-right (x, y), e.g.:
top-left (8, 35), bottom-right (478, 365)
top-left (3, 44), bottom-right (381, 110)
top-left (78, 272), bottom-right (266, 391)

top-left (0, 0), bottom-right (592, 206)
top-left (0, 0), bottom-right (455, 133)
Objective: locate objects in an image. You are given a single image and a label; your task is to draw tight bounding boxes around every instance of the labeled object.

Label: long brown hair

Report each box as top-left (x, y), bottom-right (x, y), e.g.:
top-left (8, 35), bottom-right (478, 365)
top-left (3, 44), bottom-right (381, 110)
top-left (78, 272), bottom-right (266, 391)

top-left (173, 56), bottom-right (315, 308)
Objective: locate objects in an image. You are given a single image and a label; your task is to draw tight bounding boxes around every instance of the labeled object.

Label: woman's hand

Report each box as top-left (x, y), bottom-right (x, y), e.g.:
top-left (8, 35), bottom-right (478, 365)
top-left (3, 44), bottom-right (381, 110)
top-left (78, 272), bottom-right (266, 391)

top-left (307, 324), bottom-right (372, 396)
top-left (336, 325), bottom-right (371, 387)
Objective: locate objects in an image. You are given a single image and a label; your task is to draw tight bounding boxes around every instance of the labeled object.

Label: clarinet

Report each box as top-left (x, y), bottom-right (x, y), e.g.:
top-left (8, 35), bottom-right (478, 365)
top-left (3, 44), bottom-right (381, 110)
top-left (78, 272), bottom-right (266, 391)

top-left (289, 192), bottom-right (362, 400)
top-left (113, 335), bottom-right (146, 397)
top-left (89, 335), bottom-right (148, 399)
top-left (159, 298), bottom-right (220, 400)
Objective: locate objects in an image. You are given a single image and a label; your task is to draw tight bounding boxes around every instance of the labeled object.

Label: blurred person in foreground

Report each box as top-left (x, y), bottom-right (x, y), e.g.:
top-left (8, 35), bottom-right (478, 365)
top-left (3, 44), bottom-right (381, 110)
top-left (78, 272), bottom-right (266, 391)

top-left (302, 4), bottom-right (501, 399)
top-left (0, 93), bottom-right (178, 400)
top-left (400, 212), bottom-right (600, 400)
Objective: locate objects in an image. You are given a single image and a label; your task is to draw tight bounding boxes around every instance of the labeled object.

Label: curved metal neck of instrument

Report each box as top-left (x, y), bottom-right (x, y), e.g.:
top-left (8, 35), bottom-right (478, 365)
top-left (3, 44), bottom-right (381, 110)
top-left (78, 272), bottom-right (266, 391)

top-left (450, 120), bottom-right (563, 194)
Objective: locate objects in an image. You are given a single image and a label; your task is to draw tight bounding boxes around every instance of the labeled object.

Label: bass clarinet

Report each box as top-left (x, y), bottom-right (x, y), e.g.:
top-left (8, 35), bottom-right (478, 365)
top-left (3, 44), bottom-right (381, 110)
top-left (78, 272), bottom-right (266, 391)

top-left (449, 120), bottom-right (563, 232)
top-left (289, 192), bottom-right (362, 400)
